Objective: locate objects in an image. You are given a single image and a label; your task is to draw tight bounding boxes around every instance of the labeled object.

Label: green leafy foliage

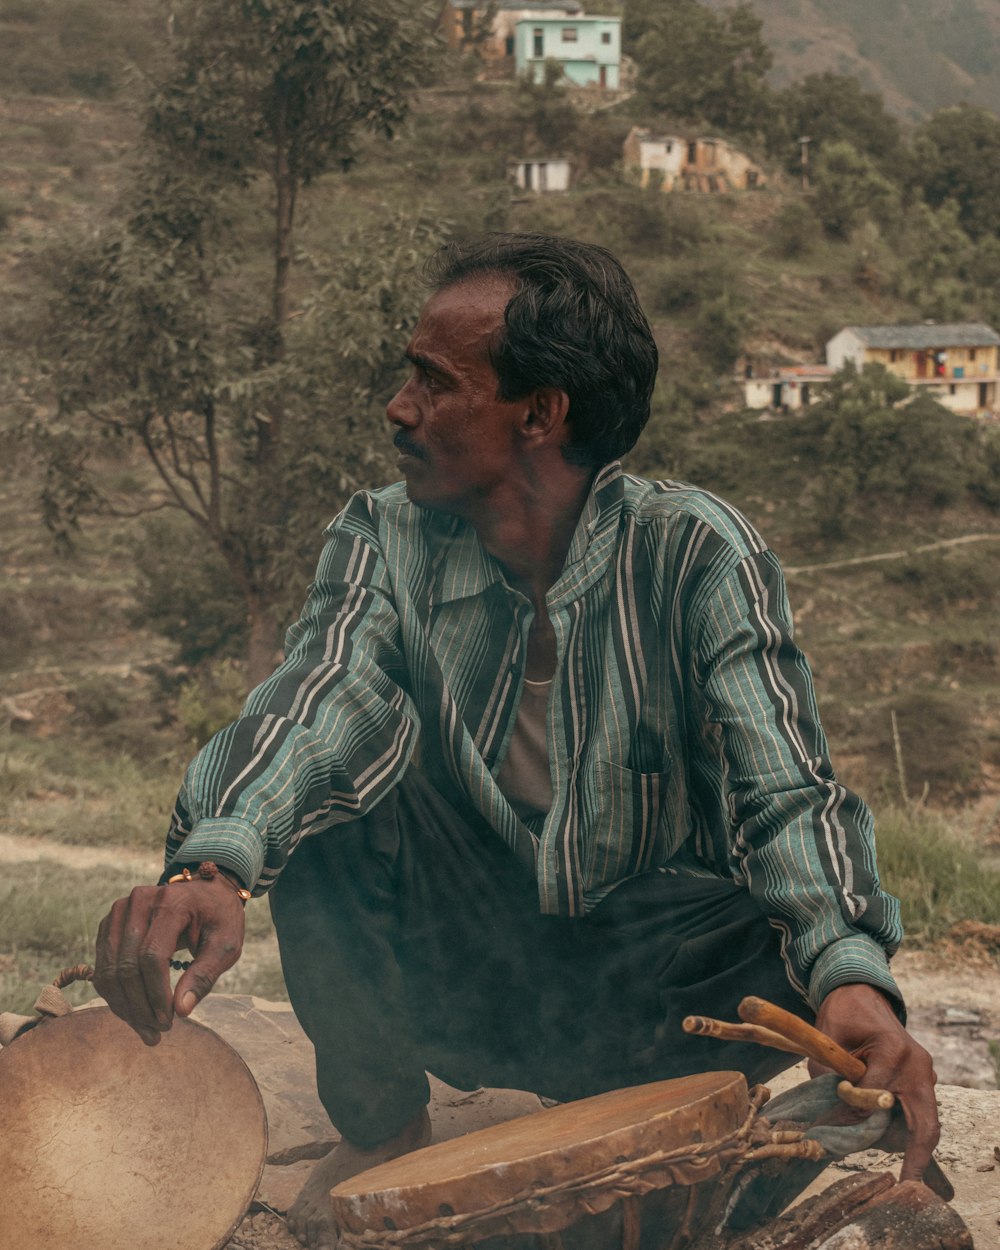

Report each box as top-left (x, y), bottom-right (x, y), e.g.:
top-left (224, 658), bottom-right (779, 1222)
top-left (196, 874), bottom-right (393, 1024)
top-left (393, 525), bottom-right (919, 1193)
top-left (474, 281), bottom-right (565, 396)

top-left (38, 0), bottom-right (442, 686)
top-left (773, 72), bottom-right (905, 179)
top-left (789, 365), bottom-right (1000, 540)
top-left (912, 104), bottom-right (1000, 241)
top-left (629, 0), bottom-right (775, 139)
top-left (812, 141), bottom-right (900, 240)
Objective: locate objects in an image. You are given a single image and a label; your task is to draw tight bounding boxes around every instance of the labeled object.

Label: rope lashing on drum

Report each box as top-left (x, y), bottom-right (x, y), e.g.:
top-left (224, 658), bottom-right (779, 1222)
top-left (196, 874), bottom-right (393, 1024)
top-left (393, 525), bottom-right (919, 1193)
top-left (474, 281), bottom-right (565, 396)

top-left (0, 964), bottom-right (94, 1047)
top-left (333, 1093), bottom-right (826, 1250)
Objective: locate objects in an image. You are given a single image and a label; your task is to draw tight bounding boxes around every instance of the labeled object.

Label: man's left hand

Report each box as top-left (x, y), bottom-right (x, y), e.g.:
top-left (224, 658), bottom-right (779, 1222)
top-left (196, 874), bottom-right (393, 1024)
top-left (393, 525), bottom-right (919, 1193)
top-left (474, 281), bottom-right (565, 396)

top-left (815, 983), bottom-right (939, 1184)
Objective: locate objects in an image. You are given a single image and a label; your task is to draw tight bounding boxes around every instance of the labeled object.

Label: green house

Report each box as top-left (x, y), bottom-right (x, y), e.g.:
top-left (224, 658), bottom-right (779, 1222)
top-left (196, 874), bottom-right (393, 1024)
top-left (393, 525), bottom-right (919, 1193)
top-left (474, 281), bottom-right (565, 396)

top-left (514, 15), bottom-right (621, 89)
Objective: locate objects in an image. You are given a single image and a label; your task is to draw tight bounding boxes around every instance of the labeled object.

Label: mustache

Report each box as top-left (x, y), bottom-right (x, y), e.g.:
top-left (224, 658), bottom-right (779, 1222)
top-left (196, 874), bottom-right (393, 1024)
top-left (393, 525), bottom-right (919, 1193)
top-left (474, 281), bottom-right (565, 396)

top-left (393, 431), bottom-right (427, 460)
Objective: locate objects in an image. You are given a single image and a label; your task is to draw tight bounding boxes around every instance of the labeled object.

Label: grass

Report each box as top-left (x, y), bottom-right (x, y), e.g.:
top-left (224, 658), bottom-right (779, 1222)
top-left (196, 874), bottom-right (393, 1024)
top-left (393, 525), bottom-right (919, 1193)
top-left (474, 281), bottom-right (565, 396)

top-left (0, 859), bottom-right (285, 1016)
top-left (876, 804), bottom-right (1000, 941)
top-left (0, 731), bottom-right (181, 851)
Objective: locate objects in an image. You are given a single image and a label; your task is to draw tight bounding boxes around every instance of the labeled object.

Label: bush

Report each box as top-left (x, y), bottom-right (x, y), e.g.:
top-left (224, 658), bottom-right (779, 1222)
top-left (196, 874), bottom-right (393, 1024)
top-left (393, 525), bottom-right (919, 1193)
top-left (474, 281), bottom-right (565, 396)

top-left (651, 253), bottom-right (734, 315)
top-left (770, 198), bottom-right (820, 259)
top-left (131, 513), bottom-right (248, 667)
top-left (175, 659), bottom-right (247, 749)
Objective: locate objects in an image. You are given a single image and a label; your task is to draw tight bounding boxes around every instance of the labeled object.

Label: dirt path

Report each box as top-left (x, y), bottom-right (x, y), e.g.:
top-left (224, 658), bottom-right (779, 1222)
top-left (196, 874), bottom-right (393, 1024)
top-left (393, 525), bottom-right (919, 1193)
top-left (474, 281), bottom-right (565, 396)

top-left (0, 831), bottom-right (161, 873)
top-left (785, 531), bottom-right (1000, 576)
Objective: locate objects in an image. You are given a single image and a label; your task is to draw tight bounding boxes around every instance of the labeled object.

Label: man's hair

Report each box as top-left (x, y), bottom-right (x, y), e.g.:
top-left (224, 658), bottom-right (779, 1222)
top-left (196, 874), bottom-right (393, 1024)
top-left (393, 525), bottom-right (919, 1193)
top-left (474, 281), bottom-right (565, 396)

top-left (426, 233), bottom-right (659, 467)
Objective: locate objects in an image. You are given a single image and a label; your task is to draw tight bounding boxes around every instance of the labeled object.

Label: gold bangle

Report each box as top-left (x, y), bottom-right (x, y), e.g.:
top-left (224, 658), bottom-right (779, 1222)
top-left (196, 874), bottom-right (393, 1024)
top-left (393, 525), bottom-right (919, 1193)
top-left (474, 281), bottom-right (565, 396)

top-left (167, 861), bottom-right (252, 903)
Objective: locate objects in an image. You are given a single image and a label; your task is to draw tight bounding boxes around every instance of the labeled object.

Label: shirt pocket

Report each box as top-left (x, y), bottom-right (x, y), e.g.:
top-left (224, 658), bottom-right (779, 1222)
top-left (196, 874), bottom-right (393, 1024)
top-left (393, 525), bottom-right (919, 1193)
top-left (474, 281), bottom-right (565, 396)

top-left (586, 757), bottom-right (673, 889)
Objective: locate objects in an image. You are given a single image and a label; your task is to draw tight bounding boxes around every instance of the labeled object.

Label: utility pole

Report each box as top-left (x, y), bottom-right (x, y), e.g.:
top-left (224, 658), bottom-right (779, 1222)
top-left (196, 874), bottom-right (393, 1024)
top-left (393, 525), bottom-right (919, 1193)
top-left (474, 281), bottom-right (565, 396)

top-left (798, 135), bottom-right (811, 191)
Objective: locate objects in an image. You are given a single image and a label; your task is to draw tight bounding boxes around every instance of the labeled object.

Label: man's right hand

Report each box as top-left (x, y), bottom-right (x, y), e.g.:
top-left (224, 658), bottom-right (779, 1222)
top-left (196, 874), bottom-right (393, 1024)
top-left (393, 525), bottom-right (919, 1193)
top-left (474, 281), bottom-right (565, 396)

top-left (93, 875), bottom-right (246, 1046)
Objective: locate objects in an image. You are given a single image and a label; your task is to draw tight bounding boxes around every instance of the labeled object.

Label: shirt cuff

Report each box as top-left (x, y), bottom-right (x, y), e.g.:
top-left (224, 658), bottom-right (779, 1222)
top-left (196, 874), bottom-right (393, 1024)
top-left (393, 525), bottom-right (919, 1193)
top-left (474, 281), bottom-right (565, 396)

top-left (807, 935), bottom-right (905, 1022)
top-left (161, 817), bottom-right (264, 895)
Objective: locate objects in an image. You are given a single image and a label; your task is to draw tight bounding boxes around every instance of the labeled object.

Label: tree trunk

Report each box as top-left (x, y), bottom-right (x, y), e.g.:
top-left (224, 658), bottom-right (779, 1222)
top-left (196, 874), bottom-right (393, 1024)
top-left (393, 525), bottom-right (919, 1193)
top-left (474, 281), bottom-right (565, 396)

top-left (246, 597), bottom-right (283, 690)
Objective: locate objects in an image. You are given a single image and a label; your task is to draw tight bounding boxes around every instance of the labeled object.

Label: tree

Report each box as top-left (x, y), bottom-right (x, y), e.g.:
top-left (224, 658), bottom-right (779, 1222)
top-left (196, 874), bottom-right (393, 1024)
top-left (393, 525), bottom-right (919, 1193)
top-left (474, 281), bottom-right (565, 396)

top-left (913, 104), bottom-right (1000, 241)
top-left (40, 0), bottom-right (442, 686)
top-left (630, 0), bottom-right (775, 139)
top-left (812, 140), bottom-right (899, 240)
top-left (774, 72), bottom-right (904, 180)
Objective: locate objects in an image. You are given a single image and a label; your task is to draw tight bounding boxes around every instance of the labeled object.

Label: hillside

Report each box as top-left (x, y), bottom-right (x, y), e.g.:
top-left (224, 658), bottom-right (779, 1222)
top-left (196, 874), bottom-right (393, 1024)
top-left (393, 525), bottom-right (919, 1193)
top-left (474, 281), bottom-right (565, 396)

top-left (704, 0), bottom-right (1000, 119)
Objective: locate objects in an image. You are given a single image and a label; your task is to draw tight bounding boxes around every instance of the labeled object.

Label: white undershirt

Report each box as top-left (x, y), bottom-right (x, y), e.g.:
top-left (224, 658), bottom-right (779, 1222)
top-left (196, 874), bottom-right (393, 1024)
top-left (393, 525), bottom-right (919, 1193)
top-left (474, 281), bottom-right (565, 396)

top-left (495, 677), bottom-right (554, 821)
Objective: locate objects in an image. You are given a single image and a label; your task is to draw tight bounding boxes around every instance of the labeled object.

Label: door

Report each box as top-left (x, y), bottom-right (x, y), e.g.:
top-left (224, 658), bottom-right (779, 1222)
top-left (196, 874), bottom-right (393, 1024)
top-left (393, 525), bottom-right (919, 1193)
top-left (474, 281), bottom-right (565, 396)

top-left (599, 65), bottom-right (607, 88)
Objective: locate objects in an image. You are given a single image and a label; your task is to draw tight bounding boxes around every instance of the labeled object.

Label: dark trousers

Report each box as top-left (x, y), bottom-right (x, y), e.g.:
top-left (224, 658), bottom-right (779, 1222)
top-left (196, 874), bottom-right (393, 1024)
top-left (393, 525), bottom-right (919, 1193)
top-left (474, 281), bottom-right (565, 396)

top-left (270, 770), bottom-right (813, 1149)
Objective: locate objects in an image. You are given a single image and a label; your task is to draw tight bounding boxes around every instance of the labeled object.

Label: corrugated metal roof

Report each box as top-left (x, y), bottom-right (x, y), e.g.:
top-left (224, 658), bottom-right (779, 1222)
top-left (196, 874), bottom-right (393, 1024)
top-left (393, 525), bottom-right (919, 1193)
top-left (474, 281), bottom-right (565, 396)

top-left (842, 322), bottom-right (1000, 349)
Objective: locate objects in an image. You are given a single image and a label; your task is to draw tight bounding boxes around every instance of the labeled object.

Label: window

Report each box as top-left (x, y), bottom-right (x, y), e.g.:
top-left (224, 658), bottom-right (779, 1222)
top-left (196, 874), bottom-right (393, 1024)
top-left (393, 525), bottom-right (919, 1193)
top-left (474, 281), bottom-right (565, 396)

top-left (889, 349), bottom-right (899, 363)
top-left (561, 26), bottom-right (577, 41)
top-left (533, 27), bottom-right (543, 56)
top-left (969, 348), bottom-right (978, 362)
top-left (601, 30), bottom-right (611, 43)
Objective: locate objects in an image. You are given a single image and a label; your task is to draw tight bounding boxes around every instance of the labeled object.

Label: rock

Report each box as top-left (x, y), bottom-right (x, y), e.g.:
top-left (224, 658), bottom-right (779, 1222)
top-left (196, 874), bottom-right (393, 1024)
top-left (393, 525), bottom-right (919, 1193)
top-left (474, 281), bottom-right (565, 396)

top-left (193, 995), bottom-right (545, 1215)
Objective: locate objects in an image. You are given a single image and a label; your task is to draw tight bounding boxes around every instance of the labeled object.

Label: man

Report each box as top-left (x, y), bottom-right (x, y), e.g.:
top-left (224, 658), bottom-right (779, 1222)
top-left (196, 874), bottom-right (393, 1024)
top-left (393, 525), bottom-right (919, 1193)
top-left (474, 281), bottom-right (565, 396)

top-left (95, 234), bottom-right (938, 1250)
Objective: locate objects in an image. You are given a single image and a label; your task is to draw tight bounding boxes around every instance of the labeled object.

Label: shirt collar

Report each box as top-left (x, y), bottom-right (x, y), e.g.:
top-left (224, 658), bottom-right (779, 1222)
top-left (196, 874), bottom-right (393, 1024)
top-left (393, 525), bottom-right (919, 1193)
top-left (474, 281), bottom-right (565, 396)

top-left (429, 461), bottom-right (626, 607)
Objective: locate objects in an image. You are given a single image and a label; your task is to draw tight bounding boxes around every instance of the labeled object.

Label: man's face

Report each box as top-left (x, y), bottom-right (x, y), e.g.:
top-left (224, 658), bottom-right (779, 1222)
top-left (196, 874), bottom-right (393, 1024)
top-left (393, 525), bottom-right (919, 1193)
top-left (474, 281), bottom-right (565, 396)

top-left (386, 276), bottom-right (528, 517)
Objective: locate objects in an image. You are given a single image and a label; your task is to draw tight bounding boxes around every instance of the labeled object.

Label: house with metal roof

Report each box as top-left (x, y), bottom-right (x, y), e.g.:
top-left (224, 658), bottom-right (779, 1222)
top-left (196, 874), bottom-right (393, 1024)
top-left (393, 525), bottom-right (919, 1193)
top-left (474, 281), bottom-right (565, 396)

top-left (826, 322), bottom-right (1000, 416)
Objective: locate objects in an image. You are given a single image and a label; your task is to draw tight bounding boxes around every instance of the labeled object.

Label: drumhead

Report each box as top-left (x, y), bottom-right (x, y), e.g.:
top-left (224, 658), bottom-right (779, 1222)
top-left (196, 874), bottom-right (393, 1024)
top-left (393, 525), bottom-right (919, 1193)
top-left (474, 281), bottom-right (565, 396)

top-left (331, 1071), bottom-right (748, 1242)
top-left (0, 1005), bottom-right (267, 1250)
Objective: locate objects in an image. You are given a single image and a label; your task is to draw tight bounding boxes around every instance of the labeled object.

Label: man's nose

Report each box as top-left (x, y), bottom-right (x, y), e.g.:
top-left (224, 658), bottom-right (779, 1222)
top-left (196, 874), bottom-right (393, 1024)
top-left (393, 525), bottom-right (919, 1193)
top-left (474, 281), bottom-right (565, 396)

top-left (386, 377), bottom-right (418, 428)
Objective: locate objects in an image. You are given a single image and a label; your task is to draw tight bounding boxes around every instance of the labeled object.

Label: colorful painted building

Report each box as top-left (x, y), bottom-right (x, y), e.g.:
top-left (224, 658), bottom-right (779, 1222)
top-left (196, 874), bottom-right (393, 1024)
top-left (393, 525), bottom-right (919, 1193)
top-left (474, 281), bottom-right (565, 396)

top-left (514, 15), bottom-right (621, 88)
top-left (826, 323), bottom-right (1000, 415)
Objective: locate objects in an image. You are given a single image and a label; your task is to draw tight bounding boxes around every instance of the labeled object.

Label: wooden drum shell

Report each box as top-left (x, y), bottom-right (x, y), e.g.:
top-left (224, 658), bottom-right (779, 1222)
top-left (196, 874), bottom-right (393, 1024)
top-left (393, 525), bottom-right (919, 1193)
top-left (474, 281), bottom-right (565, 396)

top-left (331, 1071), bottom-right (754, 1249)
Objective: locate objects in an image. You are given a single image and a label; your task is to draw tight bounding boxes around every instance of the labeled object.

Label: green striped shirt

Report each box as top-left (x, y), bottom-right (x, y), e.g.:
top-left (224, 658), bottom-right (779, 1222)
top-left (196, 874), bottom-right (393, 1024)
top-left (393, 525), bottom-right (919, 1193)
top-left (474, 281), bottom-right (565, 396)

top-left (166, 462), bottom-right (903, 1009)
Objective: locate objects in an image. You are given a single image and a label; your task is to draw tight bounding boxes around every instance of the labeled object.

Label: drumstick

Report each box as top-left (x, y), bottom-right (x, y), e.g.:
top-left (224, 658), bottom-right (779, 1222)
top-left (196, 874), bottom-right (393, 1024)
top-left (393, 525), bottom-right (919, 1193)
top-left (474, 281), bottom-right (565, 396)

top-left (837, 1081), bottom-right (895, 1112)
top-left (682, 1015), bottom-right (808, 1058)
top-left (739, 997), bottom-right (954, 1202)
top-left (737, 996), bottom-right (867, 1083)
top-left (683, 1015), bottom-right (896, 1110)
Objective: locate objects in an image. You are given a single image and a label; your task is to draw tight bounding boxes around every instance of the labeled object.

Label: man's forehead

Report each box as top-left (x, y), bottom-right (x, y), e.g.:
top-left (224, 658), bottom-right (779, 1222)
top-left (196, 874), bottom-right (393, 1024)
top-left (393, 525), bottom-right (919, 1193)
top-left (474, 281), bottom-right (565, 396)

top-left (415, 273), bottom-right (515, 342)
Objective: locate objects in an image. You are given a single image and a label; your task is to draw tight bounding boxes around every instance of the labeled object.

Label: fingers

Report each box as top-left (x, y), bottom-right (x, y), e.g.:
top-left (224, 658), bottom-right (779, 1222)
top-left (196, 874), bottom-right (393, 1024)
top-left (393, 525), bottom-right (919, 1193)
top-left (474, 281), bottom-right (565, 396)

top-left (815, 984), bottom-right (942, 1187)
top-left (863, 1043), bottom-right (940, 1183)
top-left (173, 916), bottom-right (244, 1018)
top-left (93, 880), bottom-right (245, 1045)
top-left (95, 888), bottom-right (171, 1046)
top-left (95, 898), bottom-right (159, 1045)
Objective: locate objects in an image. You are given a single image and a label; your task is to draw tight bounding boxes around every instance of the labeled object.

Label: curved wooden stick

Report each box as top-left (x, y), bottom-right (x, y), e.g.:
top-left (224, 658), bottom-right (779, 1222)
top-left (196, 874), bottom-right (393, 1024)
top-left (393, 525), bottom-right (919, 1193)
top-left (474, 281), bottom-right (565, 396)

top-left (837, 1081), bottom-right (895, 1112)
top-left (737, 996), bottom-right (867, 1083)
top-left (682, 1015), bottom-right (808, 1059)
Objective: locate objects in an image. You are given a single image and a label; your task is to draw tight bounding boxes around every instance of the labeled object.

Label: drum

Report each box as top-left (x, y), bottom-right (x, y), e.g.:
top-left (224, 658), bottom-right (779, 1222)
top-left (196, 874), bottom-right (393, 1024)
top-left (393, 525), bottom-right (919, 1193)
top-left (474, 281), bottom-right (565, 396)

top-left (0, 1004), bottom-right (267, 1250)
top-left (330, 1072), bottom-right (796, 1250)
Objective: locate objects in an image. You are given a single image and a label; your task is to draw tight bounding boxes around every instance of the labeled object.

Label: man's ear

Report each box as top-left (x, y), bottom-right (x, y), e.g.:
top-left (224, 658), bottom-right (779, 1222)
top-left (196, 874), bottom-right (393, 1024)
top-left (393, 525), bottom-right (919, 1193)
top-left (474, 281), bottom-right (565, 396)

top-left (521, 387), bottom-right (570, 445)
